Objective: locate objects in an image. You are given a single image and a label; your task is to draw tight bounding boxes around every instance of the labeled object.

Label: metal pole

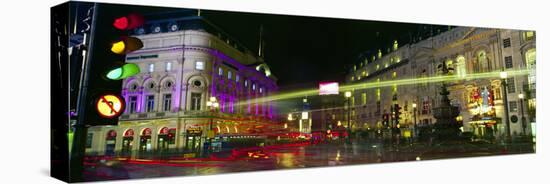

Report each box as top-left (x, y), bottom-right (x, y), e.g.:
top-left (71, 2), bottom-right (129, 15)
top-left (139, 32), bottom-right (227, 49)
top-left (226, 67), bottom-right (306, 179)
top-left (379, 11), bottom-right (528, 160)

top-left (413, 107), bottom-right (417, 138)
top-left (70, 3), bottom-right (98, 182)
top-left (347, 99), bottom-right (351, 143)
top-left (502, 79), bottom-right (511, 141)
top-left (520, 97), bottom-right (526, 135)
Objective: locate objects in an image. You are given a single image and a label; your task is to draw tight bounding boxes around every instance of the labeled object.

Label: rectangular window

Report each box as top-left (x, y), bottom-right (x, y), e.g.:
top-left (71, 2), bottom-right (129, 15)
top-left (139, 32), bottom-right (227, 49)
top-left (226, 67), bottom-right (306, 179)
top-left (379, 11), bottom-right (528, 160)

top-left (507, 78), bottom-right (516, 93)
top-left (503, 38), bottom-right (511, 48)
top-left (86, 133), bottom-right (93, 148)
top-left (236, 74), bottom-right (240, 82)
top-left (362, 93), bottom-right (367, 105)
top-left (146, 95), bottom-right (155, 112)
top-left (148, 63), bottom-right (155, 73)
top-left (195, 61), bottom-right (205, 70)
top-left (509, 101), bottom-right (518, 112)
top-left (218, 67), bottom-right (223, 76)
top-left (505, 56), bottom-right (513, 69)
top-left (191, 93), bottom-right (201, 110)
top-left (228, 71), bottom-right (232, 80)
top-left (422, 100), bottom-right (430, 115)
top-left (129, 96), bottom-right (137, 113)
top-left (163, 94), bottom-right (172, 112)
top-left (165, 62), bottom-right (172, 71)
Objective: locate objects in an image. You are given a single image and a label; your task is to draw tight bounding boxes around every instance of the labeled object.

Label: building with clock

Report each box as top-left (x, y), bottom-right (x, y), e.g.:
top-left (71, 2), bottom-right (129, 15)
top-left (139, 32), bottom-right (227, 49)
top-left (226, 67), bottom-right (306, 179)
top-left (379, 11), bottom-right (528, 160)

top-left (85, 10), bottom-right (279, 157)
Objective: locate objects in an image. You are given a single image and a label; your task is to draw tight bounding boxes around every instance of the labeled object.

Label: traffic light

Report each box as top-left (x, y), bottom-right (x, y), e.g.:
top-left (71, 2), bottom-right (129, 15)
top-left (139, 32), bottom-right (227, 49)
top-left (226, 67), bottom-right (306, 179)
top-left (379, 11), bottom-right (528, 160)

top-left (382, 113), bottom-right (389, 127)
top-left (394, 104), bottom-right (402, 125)
top-left (84, 5), bottom-right (145, 126)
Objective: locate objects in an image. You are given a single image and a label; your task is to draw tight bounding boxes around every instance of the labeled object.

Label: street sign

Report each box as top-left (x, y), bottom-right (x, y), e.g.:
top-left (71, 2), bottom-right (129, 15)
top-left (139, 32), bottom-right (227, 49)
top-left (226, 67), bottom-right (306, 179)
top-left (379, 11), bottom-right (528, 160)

top-left (95, 94), bottom-right (125, 118)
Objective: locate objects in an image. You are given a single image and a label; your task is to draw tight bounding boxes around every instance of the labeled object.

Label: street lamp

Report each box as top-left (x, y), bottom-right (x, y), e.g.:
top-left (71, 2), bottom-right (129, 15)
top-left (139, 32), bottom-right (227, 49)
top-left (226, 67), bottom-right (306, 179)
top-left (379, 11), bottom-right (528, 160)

top-left (412, 103), bottom-right (417, 138)
top-left (206, 96), bottom-right (219, 152)
top-left (518, 93), bottom-right (526, 135)
top-left (344, 91), bottom-right (352, 143)
top-left (500, 71), bottom-right (511, 141)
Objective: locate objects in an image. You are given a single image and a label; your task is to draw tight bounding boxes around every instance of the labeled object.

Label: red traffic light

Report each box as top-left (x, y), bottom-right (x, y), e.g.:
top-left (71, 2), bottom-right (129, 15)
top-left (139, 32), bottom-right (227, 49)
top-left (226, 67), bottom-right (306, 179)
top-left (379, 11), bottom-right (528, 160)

top-left (113, 13), bottom-right (144, 30)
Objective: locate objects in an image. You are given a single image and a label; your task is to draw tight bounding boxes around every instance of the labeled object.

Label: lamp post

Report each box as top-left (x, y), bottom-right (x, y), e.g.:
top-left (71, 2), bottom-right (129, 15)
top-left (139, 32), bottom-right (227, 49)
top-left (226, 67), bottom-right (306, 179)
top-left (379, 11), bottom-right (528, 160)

top-left (345, 91), bottom-right (352, 143)
top-left (518, 93), bottom-right (526, 135)
top-left (412, 103), bottom-right (417, 138)
top-left (500, 71), bottom-right (511, 141)
top-left (206, 96), bottom-right (219, 153)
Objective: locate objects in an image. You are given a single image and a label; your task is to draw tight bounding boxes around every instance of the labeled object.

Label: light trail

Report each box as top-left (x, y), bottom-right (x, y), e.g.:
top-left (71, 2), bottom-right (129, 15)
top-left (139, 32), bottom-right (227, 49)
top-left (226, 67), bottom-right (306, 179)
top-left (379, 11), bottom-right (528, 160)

top-left (235, 69), bottom-right (532, 106)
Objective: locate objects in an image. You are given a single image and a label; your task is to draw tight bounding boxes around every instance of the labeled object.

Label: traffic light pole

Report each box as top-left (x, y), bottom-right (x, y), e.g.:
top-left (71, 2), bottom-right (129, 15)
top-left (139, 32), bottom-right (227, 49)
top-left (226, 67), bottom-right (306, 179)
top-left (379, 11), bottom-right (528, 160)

top-left (69, 3), bottom-right (98, 182)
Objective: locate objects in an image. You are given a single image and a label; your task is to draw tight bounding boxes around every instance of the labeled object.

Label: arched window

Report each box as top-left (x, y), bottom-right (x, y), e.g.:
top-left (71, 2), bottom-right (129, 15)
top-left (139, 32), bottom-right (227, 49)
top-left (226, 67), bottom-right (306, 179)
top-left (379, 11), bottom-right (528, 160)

top-left (456, 56), bottom-right (466, 78)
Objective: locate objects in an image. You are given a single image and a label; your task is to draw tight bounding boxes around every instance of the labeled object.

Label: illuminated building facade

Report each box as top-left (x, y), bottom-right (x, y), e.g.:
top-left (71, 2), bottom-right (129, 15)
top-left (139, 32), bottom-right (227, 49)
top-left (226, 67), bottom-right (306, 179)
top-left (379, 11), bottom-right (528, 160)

top-left (86, 12), bottom-right (278, 156)
top-left (346, 27), bottom-right (536, 139)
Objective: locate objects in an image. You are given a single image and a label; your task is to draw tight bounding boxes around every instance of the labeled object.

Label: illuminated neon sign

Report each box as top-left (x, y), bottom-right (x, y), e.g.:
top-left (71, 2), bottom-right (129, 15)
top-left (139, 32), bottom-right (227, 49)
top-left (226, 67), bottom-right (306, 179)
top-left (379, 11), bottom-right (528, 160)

top-left (319, 82), bottom-right (339, 95)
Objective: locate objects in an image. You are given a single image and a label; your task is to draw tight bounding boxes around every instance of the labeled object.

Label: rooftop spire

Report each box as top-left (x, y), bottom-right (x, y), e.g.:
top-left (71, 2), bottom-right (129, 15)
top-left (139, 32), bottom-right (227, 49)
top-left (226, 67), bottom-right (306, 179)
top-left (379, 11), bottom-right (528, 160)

top-left (258, 25), bottom-right (264, 57)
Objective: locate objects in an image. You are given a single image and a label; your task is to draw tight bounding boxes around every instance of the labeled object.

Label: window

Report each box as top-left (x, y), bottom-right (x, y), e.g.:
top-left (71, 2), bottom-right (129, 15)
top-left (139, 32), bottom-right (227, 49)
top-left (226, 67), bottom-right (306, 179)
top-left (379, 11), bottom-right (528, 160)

top-left (165, 62), bottom-right (172, 71)
top-left (228, 71), bottom-right (232, 80)
top-left (129, 96), bottom-right (137, 113)
top-left (148, 63), bottom-right (154, 73)
top-left (86, 133), bottom-right (93, 148)
top-left (505, 56), bottom-right (513, 69)
top-left (218, 67), bottom-right (223, 76)
top-left (362, 93), bottom-right (367, 105)
top-left (146, 95), bottom-right (155, 112)
top-left (524, 31), bottom-right (534, 41)
top-left (509, 101), bottom-right (518, 112)
top-left (507, 78), bottom-right (516, 93)
top-left (422, 100), bottom-right (430, 115)
top-left (259, 87), bottom-right (263, 93)
top-left (195, 61), bottom-right (205, 70)
top-left (163, 94), bottom-right (172, 112)
top-left (191, 93), bottom-right (201, 110)
top-left (252, 83), bottom-right (256, 91)
top-left (503, 38), bottom-right (511, 48)
top-left (456, 56), bottom-right (466, 78)
top-left (236, 74), bottom-right (240, 82)
top-left (244, 80), bottom-right (248, 87)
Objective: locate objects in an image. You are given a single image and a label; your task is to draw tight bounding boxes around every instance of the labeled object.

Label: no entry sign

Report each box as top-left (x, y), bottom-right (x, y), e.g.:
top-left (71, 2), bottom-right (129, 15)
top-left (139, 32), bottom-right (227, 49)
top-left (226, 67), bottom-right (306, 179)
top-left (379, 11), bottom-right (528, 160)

top-left (95, 94), bottom-right (125, 118)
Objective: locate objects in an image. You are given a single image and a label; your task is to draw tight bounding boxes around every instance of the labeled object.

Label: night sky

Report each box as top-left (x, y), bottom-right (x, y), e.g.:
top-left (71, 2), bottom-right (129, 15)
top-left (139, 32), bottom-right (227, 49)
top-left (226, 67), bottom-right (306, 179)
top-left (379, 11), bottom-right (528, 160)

top-left (101, 3), bottom-right (447, 89)
top-left (201, 10), bottom-right (443, 88)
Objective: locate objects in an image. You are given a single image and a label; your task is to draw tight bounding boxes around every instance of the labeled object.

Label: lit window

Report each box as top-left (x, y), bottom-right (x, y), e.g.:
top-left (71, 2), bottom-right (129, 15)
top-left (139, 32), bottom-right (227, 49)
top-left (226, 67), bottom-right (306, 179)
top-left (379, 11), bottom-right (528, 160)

top-left (219, 67), bottom-right (223, 76)
top-left (260, 87), bottom-right (263, 93)
top-left (165, 62), bottom-right (172, 71)
top-left (228, 71), bottom-right (232, 80)
top-left (252, 83), bottom-right (256, 91)
top-left (236, 75), bottom-right (240, 82)
top-left (245, 80), bottom-right (248, 87)
top-left (148, 63), bottom-right (154, 73)
top-left (509, 101), bottom-right (518, 112)
top-left (195, 61), bottom-right (205, 70)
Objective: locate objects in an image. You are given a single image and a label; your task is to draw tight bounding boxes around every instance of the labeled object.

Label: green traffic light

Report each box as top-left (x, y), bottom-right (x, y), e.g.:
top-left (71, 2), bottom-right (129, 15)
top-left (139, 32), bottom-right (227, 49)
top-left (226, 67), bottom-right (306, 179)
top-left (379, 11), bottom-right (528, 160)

top-left (106, 63), bottom-right (140, 80)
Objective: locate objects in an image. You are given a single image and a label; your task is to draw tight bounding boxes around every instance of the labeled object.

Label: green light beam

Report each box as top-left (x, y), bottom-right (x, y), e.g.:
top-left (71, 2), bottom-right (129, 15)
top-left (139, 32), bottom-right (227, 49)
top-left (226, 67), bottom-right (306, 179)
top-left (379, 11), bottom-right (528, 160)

top-left (235, 69), bottom-right (532, 106)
